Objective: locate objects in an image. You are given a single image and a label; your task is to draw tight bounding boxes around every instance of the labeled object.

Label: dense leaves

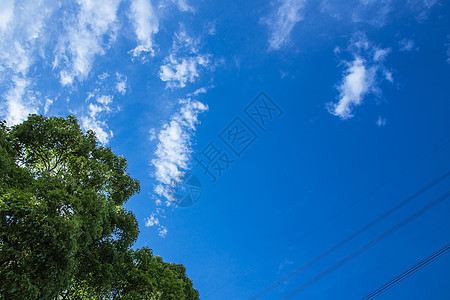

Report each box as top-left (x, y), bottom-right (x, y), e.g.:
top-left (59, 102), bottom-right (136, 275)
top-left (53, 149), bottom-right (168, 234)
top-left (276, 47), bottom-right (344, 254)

top-left (0, 115), bottom-right (199, 299)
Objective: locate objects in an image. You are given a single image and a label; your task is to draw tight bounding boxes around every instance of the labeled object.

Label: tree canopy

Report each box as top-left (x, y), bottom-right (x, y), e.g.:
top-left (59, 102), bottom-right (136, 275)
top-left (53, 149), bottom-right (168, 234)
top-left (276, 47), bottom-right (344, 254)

top-left (0, 115), bottom-right (199, 299)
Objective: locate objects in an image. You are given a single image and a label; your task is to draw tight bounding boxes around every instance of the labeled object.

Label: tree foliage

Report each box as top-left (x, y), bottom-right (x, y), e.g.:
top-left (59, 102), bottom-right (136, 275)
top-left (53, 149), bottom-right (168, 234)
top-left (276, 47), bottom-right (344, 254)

top-left (0, 115), bottom-right (199, 299)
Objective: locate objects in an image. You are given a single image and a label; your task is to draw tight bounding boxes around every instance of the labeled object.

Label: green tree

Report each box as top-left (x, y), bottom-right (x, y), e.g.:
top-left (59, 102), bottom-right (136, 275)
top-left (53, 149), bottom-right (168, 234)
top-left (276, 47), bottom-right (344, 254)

top-left (0, 115), bottom-right (199, 299)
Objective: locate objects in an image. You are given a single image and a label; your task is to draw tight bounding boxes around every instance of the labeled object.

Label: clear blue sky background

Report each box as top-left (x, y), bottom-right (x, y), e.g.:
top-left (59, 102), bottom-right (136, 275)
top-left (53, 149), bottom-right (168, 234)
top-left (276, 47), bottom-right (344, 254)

top-left (1, 0), bottom-right (449, 299)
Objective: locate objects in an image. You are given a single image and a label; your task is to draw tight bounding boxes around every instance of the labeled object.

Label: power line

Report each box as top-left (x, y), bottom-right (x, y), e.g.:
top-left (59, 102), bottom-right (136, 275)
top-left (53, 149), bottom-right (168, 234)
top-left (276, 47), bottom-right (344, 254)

top-left (361, 242), bottom-right (450, 299)
top-left (280, 190), bottom-right (450, 299)
top-left (249, 171), bottom-right (450, 299)
top-left (204, 139), bottom-right (449, 299)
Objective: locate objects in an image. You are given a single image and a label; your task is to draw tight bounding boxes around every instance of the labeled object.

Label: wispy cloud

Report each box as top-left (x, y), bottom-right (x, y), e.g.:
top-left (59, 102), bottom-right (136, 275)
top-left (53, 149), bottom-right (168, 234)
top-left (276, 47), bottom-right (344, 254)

top-left (129, 0), bottom-right (159, 58)
top-left (151, 98), bottom-right (208, 199)
top-left (446, 35), bottom-right (450, 64)
top-left (399, 38), bottom-right (417, 52)
top-left (376, 116), bottom-right (387, 127)
top-left (0, 0), bottom-right (55, 124)
top-left (0, 0), bottom-right (14, 31)
top-left (80, 115), bottom-right (113, 145)
top-left (43, 97), bottom-right (54, 115)
top-left (159, 55), bottom-right (211, 88)
top-left (322, 0), bottom-right (438, 27)
top-left (168, 0), bottom-right (194, 12)
top-left (328, 33), bottom-right (392, 119)
top-left (187, 87), bottom-right (208, 96)
top-left (116, 72), bottom-right (127, 95)
top-left (159, 29), bottom-right (212, 88)
top-left (147, 98), bottom-right (208, 237)
top-left (78, 72), bottom-right (126, 144)
top-left (263, 0), bottom-right (307, 51)
top-left (1, 77), bottom-right (39, 125)
top-left (54, 0), bottom-right (122, 86)
top-left (80, 93), bottom-right (114, 144)
top-left (351, 0), bottom-right (392, 27)
top-left (408, 0), bottom-right (439, 21)
top-left (145, 212), bottom-right (168, 237)
top-left (0, 0), bottom-right (201, 128)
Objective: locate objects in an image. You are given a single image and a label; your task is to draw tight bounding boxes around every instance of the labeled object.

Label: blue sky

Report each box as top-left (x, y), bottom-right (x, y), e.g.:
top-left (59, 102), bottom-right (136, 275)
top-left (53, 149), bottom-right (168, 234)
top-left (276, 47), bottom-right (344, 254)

top-left (1, 0), bottom-right (450, 299)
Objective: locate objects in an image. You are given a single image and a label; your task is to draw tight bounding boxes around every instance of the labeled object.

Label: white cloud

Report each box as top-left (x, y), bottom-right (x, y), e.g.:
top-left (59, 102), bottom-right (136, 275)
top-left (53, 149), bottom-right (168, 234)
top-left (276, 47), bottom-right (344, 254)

top-left (408, 0), bottom-right (439, 21)
top-left (328, 58), bottom-right (376, 119)
top-left (159, 54), bottom-right (210, 88)
top-left (145, 213), bottom-right (160, 227)
top-left (98, 72), bottom-right (109, 80)
top-left (328, 34), bottom-right (392, 119)
top-left (116, 72), bottom-right (127, 95)
top-left (205, 21), bottom-right (216, 35)
top-left (1, 77), bottom-right (39, 125)
top-left (96, 95), bottom-right (113, 105)
top-left (374, 48), bottom-right (390, 61)
top-left (129, 0), bottom-right (159, 58)
top-left (78, 76), bottom-right (123, 145)
top-left (80, 94), bottom-right (114, 144)
top-left (159, 29), bottom-right (212, 88)
top-left (188, 87), bottom-right (207, 96)
top-left (352, 0), bottom-right (392, 27)
top-left (446, 35), bottom-right (450, 64)
top-left (322, 0), bottom-right (438, 27)
top-left (151, 99), bottom-right (208, 194)
top-left (158, 226), bottom-right (168, 237)
top-left (0, 0), bottom-right (15, 32)
top-left (385, 71), bottom-right (393, 83)
top-left (88, 103), bottom-right (103, 118)
top-left (149, 128), bottom-right (157, 141)
top-left (0, 0), bottom-right (51, 51)
top-left (320, 0), bottom-right (340, 19)
top-left (172, 29), bottom-right (200, 54)
top-left (0, 0), bottom-right (57, 124)
top-left (263, 0), bottom-right (307, 50)
top-left (376, 116), bottom-right (387, 127)
top-left (168, 0), bottom-right (194, 12)
top-left (399, 39), bottom-right (416, 51)
top-left (80, 115), bottom-right (113, 144)
top-left (54, 0), bottom-right (122, 85)
top-left (145, 211), bottom-right (169, 237)
top-left (76, 68), bottom-right (128, 144)
top-left (44, 97), bottom-right (54, 114)
top-left (147, 99), bottom-right (207, 237)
